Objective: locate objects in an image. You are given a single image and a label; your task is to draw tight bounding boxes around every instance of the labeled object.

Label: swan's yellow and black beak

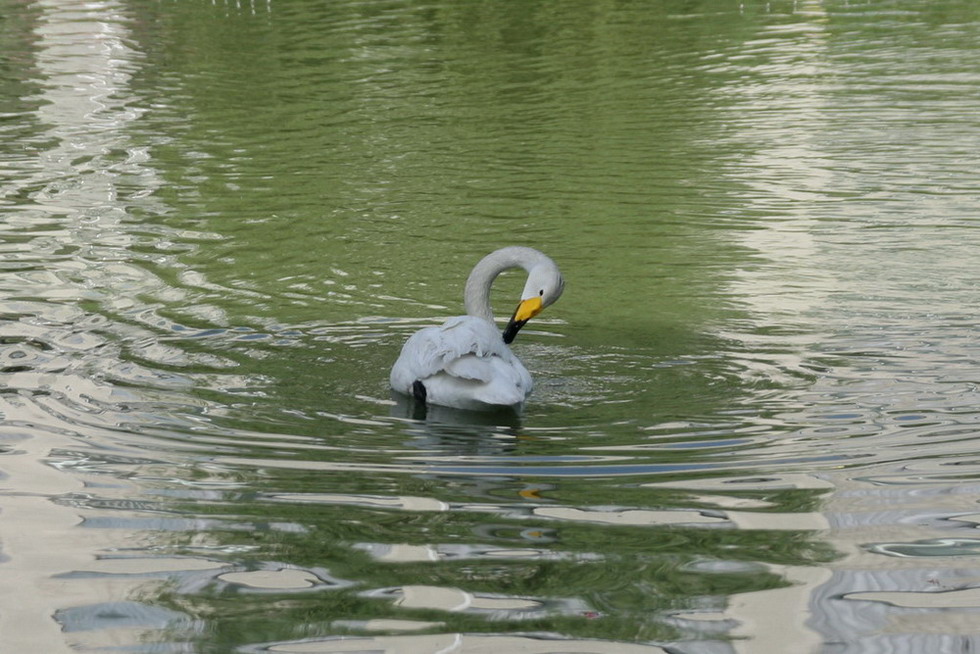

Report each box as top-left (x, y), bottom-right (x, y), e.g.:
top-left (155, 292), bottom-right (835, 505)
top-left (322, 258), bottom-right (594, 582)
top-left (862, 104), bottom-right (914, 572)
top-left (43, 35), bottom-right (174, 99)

top-left (503, 296), bottom-right (543, 344)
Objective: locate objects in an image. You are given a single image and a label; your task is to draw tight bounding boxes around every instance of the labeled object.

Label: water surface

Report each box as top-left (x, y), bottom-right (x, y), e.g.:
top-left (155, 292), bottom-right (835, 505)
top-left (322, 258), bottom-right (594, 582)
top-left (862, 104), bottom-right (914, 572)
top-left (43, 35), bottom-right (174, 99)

top-left (2, 0), bottom-right (980, 651)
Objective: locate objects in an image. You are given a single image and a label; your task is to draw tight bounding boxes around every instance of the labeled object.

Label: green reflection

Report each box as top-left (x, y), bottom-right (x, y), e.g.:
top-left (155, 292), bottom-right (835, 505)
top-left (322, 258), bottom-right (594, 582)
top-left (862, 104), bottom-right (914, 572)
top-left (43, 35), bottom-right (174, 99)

top-left (107, 0), bottom-right (845, 647)
top-left (155, 467), bottom-right (836, 649)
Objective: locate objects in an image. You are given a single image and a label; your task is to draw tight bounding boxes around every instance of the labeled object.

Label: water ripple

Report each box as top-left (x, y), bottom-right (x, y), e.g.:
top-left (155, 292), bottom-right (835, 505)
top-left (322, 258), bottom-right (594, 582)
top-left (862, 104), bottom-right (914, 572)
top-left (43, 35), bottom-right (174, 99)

top-left (3, 0), bottom-right (980, 651)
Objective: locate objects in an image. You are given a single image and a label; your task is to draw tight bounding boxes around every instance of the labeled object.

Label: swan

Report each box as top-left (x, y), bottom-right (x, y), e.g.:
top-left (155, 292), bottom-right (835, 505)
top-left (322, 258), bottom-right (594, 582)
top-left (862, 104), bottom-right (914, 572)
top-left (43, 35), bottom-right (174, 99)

top-left (390, 246), bottom-right (565, 411)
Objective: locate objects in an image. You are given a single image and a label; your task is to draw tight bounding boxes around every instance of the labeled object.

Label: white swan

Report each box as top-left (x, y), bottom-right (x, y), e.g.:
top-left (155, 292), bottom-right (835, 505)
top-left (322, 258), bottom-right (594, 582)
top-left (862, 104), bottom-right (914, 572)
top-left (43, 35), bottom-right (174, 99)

top-left (390, 246), bottom-right (565, 411)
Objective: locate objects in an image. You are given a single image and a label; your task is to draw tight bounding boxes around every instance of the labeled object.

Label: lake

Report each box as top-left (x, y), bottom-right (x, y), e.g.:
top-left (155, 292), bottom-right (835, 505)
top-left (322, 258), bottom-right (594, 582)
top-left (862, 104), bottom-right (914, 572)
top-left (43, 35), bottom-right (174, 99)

top-left (2, 0), bottom-right (980, 651)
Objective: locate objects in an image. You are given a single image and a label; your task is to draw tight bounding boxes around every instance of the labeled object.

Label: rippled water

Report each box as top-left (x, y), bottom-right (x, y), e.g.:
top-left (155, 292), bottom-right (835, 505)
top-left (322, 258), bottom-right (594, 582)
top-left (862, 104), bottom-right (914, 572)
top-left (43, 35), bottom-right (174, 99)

top-left (2, 0), bottom-right (980, 651)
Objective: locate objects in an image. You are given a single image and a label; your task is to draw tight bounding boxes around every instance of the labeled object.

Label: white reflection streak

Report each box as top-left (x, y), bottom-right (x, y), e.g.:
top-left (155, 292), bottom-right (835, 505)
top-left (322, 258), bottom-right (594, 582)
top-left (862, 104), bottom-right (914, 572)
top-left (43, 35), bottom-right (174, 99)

top-left (721, 0), bottom-right (835, 369)
top-left (33, 5), bottom-right (148, 213)
top-left (0, 2), bottom-right (155, 652)
top-left (714, 2), bottom-right (980, 648)
top-left (713, 3), bottom-right (836, 652)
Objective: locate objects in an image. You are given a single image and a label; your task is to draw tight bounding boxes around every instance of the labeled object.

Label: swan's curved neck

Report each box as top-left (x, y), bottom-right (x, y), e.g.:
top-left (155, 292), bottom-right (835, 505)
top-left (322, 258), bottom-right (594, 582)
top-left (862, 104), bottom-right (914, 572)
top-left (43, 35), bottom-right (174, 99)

top-left (463, 246), bottom-right (550, 323)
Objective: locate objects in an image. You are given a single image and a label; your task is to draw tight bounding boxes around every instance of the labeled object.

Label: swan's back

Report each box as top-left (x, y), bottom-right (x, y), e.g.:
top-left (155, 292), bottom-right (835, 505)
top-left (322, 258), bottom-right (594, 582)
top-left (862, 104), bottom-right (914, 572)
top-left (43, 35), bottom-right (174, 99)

top-left (390, 315), bottom-right (532, 410)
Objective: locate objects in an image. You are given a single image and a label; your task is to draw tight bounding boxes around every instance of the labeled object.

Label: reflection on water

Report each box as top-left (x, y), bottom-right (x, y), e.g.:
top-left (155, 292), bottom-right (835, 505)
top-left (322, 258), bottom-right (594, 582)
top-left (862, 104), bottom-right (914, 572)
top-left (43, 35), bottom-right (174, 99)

top-left (259, 633), bottom-right (670, 654)
top-left (3, 0), bottom-right (980, 651)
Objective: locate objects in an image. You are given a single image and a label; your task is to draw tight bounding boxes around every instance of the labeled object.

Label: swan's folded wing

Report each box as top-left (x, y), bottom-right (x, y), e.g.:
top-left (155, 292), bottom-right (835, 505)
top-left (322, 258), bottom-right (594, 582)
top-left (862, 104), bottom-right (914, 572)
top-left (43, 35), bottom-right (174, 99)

top-left (424, 359), bottom-right (529, 407)
top-left (395, 316), bottom-right (507, 381)
top-left (391, 316), bottom-right (498, 392)
top-left (443, 352), bottom-right (497, 382)
top-left (390, 315), bottom-right (533, 408)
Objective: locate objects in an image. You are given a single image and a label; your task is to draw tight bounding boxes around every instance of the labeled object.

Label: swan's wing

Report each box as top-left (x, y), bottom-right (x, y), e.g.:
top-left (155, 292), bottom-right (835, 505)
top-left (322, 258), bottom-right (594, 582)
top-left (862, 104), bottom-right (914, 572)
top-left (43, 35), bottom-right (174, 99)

top-left (391, 316), bottom-right (504, 381)
top-left (390, 316), bottom-right (531, 408)
top-left (435, 353), bottom-right (531, 406)
top-left (443, 352), bottom-right (496, 382)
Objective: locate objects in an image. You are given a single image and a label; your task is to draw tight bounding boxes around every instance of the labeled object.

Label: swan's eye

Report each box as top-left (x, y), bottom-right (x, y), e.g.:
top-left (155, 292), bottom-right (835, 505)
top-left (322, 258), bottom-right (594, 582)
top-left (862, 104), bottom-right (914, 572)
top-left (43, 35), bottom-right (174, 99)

top-left (539, 289), bottom-right (544, 296)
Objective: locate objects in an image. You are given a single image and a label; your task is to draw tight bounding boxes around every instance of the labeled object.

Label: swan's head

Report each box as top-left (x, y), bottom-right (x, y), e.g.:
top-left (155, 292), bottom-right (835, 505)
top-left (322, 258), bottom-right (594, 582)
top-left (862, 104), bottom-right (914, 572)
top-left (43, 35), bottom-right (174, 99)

top-left (502, 265), bottom-right (565, 344)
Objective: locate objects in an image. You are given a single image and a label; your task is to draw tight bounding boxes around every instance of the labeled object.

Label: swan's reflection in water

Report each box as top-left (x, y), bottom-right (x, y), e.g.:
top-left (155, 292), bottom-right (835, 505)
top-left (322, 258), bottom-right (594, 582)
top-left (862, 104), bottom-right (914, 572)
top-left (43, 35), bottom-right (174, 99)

top-left (390, 391), bottom-right (523, 429)
top-left (389, 391), bottom-right (527, 460)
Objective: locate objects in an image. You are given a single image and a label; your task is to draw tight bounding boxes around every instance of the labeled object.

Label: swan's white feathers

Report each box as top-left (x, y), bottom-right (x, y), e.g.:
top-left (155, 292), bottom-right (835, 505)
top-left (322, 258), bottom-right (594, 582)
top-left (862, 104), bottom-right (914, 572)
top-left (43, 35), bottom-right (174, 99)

top-left (390, 315), bottom-right (532, 410)
top-left (444, 353), bottom-right (494, 382)
top-left (399, 316), bottom-right (503, 378)
top-left (389, 247), bottom-right (562, 411)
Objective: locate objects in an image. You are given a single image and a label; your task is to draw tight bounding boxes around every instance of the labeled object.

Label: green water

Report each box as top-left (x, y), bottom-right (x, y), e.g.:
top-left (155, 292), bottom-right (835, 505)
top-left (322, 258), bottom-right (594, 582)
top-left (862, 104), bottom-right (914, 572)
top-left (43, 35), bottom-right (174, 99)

top-left (2, 0), bottom-right (980, 652)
